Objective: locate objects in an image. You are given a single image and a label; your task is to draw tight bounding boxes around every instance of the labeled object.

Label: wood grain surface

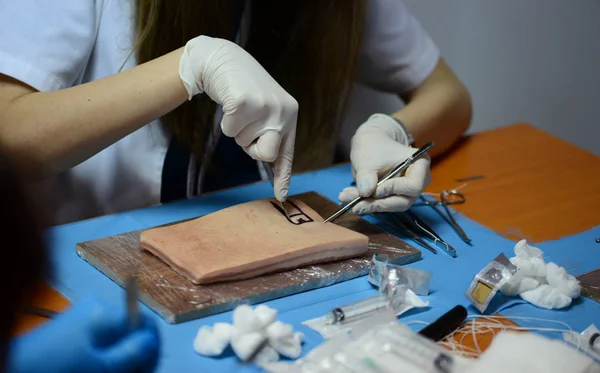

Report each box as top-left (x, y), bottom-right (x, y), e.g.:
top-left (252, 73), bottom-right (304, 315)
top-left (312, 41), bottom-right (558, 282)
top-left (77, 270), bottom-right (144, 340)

top-left (76, 191), bottom-right (420, 323)
top-left (14, 123), bottom-right (600, 356)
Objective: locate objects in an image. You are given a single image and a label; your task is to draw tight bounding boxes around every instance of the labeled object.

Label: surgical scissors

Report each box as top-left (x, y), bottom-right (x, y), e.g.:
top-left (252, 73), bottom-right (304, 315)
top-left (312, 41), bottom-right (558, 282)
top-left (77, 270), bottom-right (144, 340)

top-left (412, 190), bottom-right (466, 207)
top-left (413, 190), bottom-right (472, 245)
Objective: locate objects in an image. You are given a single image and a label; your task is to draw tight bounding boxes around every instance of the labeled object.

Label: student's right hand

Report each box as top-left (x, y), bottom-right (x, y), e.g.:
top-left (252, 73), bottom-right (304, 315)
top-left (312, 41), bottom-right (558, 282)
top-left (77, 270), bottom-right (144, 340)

top-left (179, 36), bottom-right (298, 202)
top-left (7, 297), bottom-right (160, 373)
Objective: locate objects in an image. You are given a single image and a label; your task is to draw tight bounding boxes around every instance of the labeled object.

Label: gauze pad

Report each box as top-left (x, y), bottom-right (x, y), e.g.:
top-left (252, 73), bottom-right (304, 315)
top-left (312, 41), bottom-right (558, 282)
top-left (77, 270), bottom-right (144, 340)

top-left (193, 322), bottom-right (234, 356)
top-left (520, 284), bottom-right (572, 310)
top-left (546, 262), bottom-right (581, 298)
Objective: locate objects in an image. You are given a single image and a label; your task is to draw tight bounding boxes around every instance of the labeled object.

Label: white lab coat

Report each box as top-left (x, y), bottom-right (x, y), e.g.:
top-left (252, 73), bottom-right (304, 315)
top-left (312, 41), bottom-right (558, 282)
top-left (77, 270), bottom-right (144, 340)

top-left (0, 0), bottom-right (439, 226)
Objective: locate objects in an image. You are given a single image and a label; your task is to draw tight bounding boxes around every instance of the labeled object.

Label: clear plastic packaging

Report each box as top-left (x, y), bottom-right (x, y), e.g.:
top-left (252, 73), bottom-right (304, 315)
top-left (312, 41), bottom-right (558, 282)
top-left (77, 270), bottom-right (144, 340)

top-left (369, 254), bottom-right (432, 296)
top-left (302, 301), bottom-right (398, 339)
top-left (466, 253), bottom-right (518, 313)
top-left (303, 254), bottom-right (430, 339)
top-left (302, 284), bottom-right (429, 339)
top-left (264, 319), bottom-right (472, 373)
top-left (563, 324), bottom-right (600, 362)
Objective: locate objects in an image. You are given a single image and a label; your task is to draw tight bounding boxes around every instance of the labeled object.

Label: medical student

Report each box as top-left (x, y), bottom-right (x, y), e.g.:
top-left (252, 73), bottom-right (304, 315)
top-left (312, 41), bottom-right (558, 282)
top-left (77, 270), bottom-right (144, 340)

top-left (0, 148), bottom-right (160, 373)
top-left (0, 0), bottom-right (471, 226)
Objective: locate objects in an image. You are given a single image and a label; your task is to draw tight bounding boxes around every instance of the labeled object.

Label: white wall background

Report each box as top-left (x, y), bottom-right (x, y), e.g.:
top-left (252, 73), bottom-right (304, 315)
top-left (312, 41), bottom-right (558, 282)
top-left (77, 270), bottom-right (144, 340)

top-left (340, 0), bottom-right (600, 156)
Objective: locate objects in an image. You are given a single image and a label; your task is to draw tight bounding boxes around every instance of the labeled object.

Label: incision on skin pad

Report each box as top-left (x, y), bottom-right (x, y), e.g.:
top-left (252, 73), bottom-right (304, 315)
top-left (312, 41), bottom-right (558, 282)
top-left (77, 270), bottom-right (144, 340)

top-left (269, 200), bottom-right (314, 225)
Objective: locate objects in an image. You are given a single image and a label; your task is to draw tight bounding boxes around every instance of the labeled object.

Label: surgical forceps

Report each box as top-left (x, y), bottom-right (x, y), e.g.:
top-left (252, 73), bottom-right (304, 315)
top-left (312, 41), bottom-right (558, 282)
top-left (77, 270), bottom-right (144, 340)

top-left (375, 210), bottom-right (457, 257)
top-left (375, 212), bottom-right (438, 255)
top-left (413, 190), bottom-right (472, 245)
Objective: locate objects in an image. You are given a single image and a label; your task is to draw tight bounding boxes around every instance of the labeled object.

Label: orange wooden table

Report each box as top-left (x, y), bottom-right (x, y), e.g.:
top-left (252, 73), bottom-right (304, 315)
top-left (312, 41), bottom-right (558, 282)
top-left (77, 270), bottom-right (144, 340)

top-left (427, 123), bottom-right (600, 243)
top-left (15, 123), bottom-right (600, 350)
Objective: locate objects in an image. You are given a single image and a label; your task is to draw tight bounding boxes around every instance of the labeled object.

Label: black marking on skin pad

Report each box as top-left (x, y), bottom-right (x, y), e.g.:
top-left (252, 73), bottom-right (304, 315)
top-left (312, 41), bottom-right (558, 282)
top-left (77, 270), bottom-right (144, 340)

top-left (270, 201), bottom-right (314, 225)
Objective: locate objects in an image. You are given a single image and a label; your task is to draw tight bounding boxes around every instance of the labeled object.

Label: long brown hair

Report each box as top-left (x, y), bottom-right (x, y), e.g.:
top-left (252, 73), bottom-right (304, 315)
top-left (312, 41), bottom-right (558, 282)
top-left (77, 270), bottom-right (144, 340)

top-left (0, 146), bottom-right (48, 355)
top-left (135, 1), bottom-right (366, 172)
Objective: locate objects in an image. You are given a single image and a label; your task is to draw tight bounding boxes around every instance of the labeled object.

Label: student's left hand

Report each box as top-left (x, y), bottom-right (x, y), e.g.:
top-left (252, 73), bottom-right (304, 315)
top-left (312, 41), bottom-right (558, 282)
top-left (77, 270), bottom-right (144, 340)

top-left (339, 114), bottom-right (431, 214)
top-left (6, 297), bottom-right (160, 373)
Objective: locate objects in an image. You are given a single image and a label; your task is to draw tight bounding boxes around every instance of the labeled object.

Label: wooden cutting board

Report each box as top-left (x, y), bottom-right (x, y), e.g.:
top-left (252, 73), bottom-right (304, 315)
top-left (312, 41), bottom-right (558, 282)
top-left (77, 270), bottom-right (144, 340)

top-left (76, 191), bottom-right (420, 324)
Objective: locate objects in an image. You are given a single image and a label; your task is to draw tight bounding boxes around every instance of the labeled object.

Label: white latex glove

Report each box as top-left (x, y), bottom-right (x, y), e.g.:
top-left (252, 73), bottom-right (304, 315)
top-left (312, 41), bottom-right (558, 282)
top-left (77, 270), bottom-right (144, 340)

top-left (179, 36), bottom-right (298, 201)
top-left (339, 114), bottom-right (431, 214)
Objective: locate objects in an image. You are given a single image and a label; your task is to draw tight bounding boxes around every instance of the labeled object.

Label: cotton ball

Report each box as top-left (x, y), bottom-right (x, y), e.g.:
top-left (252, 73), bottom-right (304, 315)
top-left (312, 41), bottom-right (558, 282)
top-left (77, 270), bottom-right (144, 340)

top-left (253, 345), bottom-right (280, 365)
top-left (519, 277), bottom-right (540, 293)
top-left (267, 321), bottom-right (294, 340)
top-left (510, 256), bottom-right (547, 278)
top-left (233, 304), bottom-right (263, 333)
top-left (231, 331), bottom-right (267, 361)
top-left (193, 323), bottom-right (233, 356)
top-left (270, 335), bottom-right (303, 360)
top-left (514, 239), bottom-right (543, 259)
top-left (546, 262), bottom-right (581, 299)
top-left (501, 271), bottom-right (539, 296)
top-left (520, 284), bottom-right (572, 310)
top-left (255, 304), bottom-right (278, 328)
top-left (266, 321), bottom-right (303, 359)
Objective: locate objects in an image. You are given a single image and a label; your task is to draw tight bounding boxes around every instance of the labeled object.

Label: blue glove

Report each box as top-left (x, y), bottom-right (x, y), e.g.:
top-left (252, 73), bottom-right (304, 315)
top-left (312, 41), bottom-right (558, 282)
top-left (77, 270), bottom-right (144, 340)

top-left (7, 297), bottom-right (160, 373)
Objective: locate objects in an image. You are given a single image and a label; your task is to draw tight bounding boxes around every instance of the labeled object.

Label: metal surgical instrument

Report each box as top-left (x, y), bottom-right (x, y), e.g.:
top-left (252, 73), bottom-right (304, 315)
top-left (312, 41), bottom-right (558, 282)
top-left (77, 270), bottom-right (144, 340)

top-left (375, 210), bottom-right (458, 257)
top-left (404, 209), bottom-right (458, 257)
top-left (414, 191), bottom-right (472, 245)
top-left (125, 276), bottom-right (140, 331)
top-left (375, 212), bottom-right (438, 255)
top-left (324, 141), bottom-right (435, 223)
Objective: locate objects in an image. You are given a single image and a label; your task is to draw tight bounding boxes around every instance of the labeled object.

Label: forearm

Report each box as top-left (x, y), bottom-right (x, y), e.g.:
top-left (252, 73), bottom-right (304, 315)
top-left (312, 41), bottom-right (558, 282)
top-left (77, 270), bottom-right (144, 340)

top-left (392, 58), bottom-right (472, 158)
top-left (0, 47), bottom-right (188, 175)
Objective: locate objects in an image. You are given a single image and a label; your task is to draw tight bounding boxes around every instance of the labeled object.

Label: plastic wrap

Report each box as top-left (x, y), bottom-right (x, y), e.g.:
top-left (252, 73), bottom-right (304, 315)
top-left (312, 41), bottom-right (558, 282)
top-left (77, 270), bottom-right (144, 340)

top-left (369, 254), bottom-right (432, 296)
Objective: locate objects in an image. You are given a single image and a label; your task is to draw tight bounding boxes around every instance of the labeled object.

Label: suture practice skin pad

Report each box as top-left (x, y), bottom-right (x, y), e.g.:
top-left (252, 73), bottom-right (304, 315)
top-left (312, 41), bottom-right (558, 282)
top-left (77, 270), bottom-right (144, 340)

top-left (139, 198), bottom-right (370, 284)
top-left (76, 192), bottom-right (421, 324)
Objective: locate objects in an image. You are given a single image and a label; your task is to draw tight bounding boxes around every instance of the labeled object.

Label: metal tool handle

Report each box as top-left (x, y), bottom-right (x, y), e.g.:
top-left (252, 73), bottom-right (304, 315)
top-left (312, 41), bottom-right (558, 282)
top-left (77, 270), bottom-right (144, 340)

top-left (377, 141), bottom-right (434, 185)
top-left (126, 276), bottom-right (140, 331)
top-left (323, 141), bottom-right (434, 223)
top-left (261, 161), bottom-right (276, 186)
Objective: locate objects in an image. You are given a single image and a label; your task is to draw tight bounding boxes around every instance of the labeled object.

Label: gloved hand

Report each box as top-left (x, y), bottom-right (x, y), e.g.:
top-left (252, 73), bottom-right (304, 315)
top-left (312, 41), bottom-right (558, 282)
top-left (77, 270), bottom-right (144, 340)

top-left (7, 297), bottom-right (160, 373)
top-left (339, 114), bottom-right (431, 214)
top-left (179, 36), bottom-right (298, 202)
